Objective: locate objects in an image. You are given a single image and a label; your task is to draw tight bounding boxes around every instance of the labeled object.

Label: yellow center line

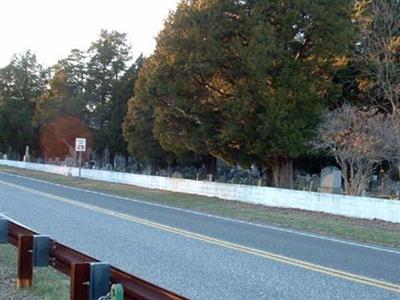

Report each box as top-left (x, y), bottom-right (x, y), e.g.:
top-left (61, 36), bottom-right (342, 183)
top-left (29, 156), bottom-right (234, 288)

top-left (1, 180), bottom-right (399, 294)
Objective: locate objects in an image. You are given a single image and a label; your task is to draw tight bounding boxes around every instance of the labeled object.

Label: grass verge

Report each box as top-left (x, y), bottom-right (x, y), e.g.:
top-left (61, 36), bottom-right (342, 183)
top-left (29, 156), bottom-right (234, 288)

top-left (0, 244), bottom-right (69, 300)
top-left (0, 165), bottom-right (399, 249)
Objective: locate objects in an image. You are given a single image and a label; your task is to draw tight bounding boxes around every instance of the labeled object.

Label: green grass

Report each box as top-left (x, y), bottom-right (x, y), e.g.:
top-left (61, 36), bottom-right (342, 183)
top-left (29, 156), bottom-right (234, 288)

top-left (0, 244), bottom-right (69, 300)
top-left (0, 165), bottom-right (399, 249)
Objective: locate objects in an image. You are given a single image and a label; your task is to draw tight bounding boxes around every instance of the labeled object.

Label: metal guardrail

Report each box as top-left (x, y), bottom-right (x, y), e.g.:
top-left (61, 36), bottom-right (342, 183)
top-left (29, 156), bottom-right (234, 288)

top-left (1, 218), bottom-right (187, 300)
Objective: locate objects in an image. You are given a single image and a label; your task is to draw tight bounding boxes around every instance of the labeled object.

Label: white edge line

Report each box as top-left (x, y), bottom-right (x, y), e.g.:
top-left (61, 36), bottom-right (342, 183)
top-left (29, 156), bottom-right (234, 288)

top-left (1, 170), bottom-right (400, 255)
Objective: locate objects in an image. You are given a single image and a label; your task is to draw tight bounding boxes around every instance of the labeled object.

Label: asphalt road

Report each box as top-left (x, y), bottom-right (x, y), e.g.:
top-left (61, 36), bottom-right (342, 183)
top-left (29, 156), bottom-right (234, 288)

top-left (0, 171), bottom-right (399, 299)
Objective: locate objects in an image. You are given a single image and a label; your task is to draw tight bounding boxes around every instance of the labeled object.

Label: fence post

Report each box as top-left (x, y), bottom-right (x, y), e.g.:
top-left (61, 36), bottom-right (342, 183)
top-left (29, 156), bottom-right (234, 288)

top-left (70, 262), bottom-right (90, 300)
top-left (17, 234), bottom-right (33, 288)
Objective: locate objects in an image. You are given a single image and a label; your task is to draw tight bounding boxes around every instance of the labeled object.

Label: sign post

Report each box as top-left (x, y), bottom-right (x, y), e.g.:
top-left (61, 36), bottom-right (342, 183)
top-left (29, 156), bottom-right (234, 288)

top-left (75, 138), bottom-right (86, 178)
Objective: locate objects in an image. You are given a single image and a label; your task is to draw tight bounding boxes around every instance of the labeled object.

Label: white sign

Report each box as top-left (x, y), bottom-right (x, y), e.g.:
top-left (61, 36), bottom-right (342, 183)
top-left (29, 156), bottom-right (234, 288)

top-left (75, 138), bottom-right (86, 152)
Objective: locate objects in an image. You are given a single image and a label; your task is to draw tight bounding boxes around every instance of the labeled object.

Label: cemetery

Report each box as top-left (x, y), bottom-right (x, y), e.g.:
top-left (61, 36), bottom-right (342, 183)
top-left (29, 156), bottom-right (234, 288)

top-left (5, 144), bottom-right (400, 201)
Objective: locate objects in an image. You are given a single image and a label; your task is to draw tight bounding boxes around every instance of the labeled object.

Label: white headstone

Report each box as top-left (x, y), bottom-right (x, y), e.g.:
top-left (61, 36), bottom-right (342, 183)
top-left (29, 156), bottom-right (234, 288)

top-left (65, 157), bottom-right (75, 167)
top-left (172, 171), bottom-right (184, 178)
top-left (319, 166), bottom-right (342, 193)
top-left (23, 145), bottom-right (30, 162)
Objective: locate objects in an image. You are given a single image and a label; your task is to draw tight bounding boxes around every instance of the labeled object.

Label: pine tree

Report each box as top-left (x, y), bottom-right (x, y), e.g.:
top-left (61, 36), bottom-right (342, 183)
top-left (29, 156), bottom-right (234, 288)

top-left (107, 55), bottom-right (145, 167)
top-left (85, 30), bottom-right (132, 163)
top-left (34, 61), bottom-right (86, 128)
top-left (0, 51), bottom-right (48, 158)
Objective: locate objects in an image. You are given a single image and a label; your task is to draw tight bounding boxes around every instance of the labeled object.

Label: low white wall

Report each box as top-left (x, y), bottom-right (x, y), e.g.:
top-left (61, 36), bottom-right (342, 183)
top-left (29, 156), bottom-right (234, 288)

top-left (1, 160), bottom-right (399, 223)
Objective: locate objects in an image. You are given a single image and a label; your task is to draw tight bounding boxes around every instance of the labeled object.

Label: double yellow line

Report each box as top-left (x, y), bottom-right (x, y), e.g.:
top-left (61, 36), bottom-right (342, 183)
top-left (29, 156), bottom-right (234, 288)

top-left (1, 180), bottom-right (399, 294)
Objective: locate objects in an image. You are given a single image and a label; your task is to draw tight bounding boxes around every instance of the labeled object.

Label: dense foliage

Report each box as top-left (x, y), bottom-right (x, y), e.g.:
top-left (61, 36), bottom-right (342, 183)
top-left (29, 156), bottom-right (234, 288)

top-left (0, 51), bottom-right (48, 158)
top-left (124, 0), bottom-right (355, 186)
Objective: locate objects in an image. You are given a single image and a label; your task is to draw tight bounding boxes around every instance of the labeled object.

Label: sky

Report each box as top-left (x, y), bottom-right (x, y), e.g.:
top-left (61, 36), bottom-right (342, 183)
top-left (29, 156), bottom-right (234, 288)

top-left (0, 0), bottom-right (180, 67)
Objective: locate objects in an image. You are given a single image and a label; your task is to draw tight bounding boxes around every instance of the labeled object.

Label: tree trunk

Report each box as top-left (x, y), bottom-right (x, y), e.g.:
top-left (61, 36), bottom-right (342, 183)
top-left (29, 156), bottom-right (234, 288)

top-left (109, 152), bottom-right (115, 169)
top-left (168, 158), bottom-right (178, 174)
top-left (151, 161), bottom-right (161, 175)
top-left (264, 164), bottom-right (275, 187)
top-left (19, 150), bottom-right (24, 161)
top-left (98, 150), bottom-right (103, 169)
top-left (266, 156), bottom-right (293, 188)
top-left (204, 155), bottom-right (217, 181)
top-left (338, 159), bottom-right (375, 196)
top-left (124, 153), bottom-right (129, 169)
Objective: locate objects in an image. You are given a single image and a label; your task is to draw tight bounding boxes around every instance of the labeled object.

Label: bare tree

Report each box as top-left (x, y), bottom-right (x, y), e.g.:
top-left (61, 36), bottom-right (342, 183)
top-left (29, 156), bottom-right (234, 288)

top-left (354, 0), bottom-right (400, 113)
top-left (317, 104), bottom-right (400, 195)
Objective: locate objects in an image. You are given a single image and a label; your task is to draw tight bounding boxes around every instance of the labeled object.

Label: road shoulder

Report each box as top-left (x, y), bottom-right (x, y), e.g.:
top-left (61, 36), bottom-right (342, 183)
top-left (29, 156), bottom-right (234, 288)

top-left (0, 165), bottom-right (399, 249)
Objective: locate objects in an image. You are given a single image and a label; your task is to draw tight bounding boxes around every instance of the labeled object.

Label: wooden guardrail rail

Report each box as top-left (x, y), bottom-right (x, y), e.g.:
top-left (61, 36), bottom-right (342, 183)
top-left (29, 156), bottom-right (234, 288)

top-left (0, 217), bottom-right (187, 300)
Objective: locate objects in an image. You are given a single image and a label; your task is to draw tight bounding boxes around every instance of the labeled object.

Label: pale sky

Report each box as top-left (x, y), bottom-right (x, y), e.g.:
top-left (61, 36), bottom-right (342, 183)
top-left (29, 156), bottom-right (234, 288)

top-left (0, 0), bottom-right (180, 67)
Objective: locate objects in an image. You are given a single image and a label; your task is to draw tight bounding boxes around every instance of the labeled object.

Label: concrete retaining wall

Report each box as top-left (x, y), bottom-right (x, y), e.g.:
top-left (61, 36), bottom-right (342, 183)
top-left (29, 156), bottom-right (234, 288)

top-left (0, 159), bottom-right (399, 223)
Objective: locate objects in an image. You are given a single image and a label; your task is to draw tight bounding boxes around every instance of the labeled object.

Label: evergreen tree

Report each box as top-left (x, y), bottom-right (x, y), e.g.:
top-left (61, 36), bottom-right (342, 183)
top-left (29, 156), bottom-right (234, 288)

top-left (123, 57), bottom-right (174, 169)
top-left (107, 55), bottom-right (145, 166)
top-left (136, 0), bottom-right (355, 187)
top-left (33, 49), bottom-right (88, 160)
top-left (34, 56), bottom-right (87, 128)
top-left (0, 51), bottom-right (48, 158)
top-left (58, 49), bottom-right (87, 99)
top-left (85, 30), bottom-right (131, 163)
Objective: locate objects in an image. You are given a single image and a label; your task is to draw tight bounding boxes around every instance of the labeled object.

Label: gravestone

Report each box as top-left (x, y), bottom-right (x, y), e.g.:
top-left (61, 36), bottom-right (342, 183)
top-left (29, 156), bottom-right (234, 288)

top-left (218, 174), bottom-right (227, 183)
top-left (159, 169), bottom-right (168, 177)
top-left (310, 174), bottom-right (320, 192)
top-left (319, 166), bottom-right (341, 193)
top-left (113, 154), bottom-right (126, 171)
top-left (23, 146), bottom-right (30, 162)
top-left (65, 157), bottom-right (75, 167)
top-left (378, 174), bottom-right (392, 196)
top-left (141, 166), bottom-right (152, 175)
top-left (296, 174), bottom-right (307, 191)
top-left (250, 164), bottom-right (260, 177)
top-left (172, 171), bottom-right (183, 178)
top-left (370, 174), bottom-right (379, 190)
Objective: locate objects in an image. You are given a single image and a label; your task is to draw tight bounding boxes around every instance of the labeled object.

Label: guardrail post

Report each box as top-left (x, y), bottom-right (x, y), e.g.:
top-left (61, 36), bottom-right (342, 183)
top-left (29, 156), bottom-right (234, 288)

top-left (90, 262), bottom-right (111, 300)
top-left (32, 235), bottom-right (50, 267)
top-left (70, 262), bottom-right (90, 300)
top-left (17, 234), bottom-right (33, 288)
top-left (0, 218), bottom-right (8, 243)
